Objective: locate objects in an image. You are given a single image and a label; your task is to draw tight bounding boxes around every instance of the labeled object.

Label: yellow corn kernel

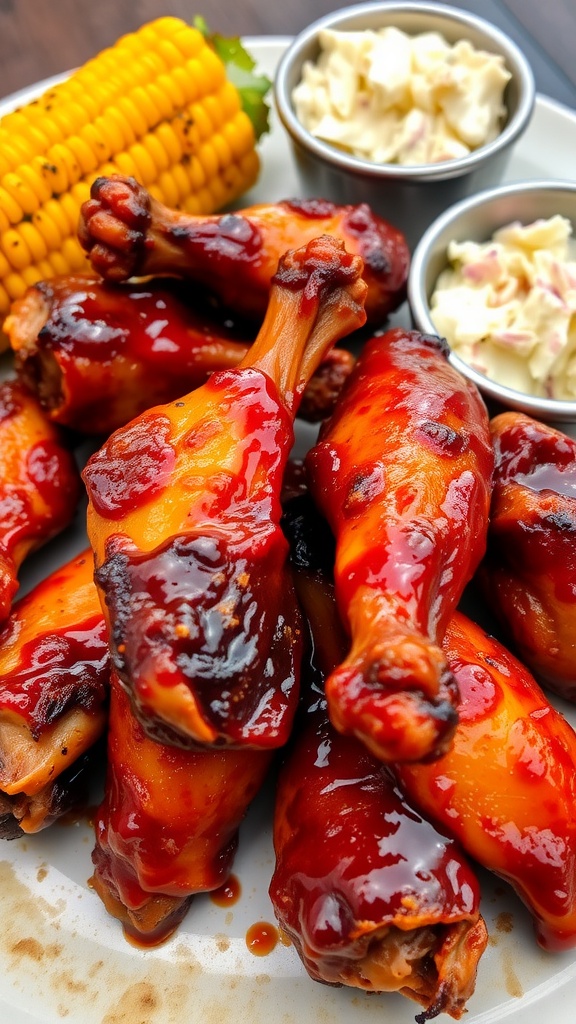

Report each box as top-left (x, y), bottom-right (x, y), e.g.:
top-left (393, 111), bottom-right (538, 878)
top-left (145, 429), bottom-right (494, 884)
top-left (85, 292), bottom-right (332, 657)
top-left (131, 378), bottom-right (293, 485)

top-left (78, 123), bottom-right (112, 166)
top-left (116, 95), bottom-right (149, 140)
top-left (21, 266), bottom-right (44, 288)
top-left (0, 283), bottom-right (11, 314)
top-left (128, 85), bottom-right (163, 132)
top-left (0, 186), bottom-right (23, 226)
top-left (1, 229), bottom-right (32, 271)
top-left (184, 155), bottom-right (206, 192)
top-left (66, 134), bottom-right (100, 176)
top-left (153, 122), bottom-right (183, 165)
top-left (1, 172), bottom-right (41, 217)
top-left (0, 15), bottom-right (263, 327)
top-left (126, 142), bottom-right (158, 186)
top-left (171, 25), bottom-right (205, 60)
top-left (112, 151), bottom-right (140, 180)
top-left (47, 250), bottom-right (72, 277)
top-left (197, 142), bottom-right (219, 183)
top-left (61, 236), bottom-right (88, 272)
top-left (58, 192), bottom-right (84, 234)
top-left (36, 258), bottom-right (56, 280)
top-left (4, 272), bottom-right (29, 301)
top-left (17, 221), bottom-right (48, 263)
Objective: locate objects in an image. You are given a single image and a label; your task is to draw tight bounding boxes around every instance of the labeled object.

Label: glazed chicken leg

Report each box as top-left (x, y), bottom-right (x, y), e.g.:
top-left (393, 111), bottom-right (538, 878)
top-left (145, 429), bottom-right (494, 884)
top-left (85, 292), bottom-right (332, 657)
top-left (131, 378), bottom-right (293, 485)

top-left (481, 411), bottom-right (576, 701)
top-left (395, 611), bottom-right (576, 953)
top-left (0, 380), bottom-right (81, 624)
top-left (271, 499), bottom-right (487, 1021)
top-left (0, 549), bottom-right (109, 837)
top-left (91, 672), bottom-right (272, 946)
top-left (306, 328), bottom-right (494, 763)
top-left (6, 275), bottom-right (355, 434)
top-left (77, 174), bottom-right (409, 323)
top-left (83, 234), bottom-right (367, 750)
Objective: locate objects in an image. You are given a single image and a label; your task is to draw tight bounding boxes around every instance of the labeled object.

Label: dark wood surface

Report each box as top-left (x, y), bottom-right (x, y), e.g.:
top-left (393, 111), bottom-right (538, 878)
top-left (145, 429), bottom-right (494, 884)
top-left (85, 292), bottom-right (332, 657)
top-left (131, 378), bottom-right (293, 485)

top-left (1, 0), bottom-right (576, 109)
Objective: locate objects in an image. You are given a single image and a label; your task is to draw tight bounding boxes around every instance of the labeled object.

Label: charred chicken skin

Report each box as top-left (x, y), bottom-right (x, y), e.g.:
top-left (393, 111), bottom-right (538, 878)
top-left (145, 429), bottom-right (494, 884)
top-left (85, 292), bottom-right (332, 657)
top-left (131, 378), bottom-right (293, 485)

top-left (0, 380), bottom-right (81, 624)
top-left (82, 235), bottom-right (367, 750)
top-left (305, 329), bottom-right (494, 763)
top-left (77, 174), bottom-right (409, 323)
top-left (92, 672), bottom-right (272, 946)
top-left (0, 549), bottom-right (109, 837)
top-left (481, 411), bottom-right (576, 701)
top-left (395, 611), bottom-right (576, 953)
top-left (270, 519), bottom-right (487, 1022)
top-left (5, 275), bottom-right (355, 434)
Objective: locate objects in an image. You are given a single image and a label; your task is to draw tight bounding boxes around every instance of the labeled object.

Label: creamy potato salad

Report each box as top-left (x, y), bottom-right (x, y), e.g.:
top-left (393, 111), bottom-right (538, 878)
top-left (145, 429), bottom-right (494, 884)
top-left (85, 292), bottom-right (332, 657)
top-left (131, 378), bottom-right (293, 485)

top-left (292, 27), bottom-right (511, 165)
top-left (430, 216), bottom-right (576, 400)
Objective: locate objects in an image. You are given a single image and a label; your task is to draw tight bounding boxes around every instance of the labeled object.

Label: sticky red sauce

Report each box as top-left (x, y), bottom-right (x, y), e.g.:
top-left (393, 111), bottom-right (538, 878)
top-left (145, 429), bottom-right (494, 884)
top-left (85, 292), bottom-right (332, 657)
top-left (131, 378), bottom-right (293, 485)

top-left (0, 614), bottom-right (109, 735)
top-left (83, 414), bottom-right (176, 519)
top-left (245, 921), bottom-right (279, 956)
top-left (210, 875), bottom-right (241, 907)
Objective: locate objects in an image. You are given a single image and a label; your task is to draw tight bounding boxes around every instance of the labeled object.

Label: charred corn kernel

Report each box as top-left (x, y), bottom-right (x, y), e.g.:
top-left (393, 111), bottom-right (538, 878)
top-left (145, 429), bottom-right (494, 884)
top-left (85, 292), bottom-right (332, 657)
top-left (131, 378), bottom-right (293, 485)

top-left (1, 230), bottom-right (32, 271)
top-left (185, 155), bottom-right (206, 192)
top-left (39, 158), bottom-right (68, 199)
top-left (17, 163), bottom-right (52, 205)
top-left (0, 16), bottom-right (263, 326)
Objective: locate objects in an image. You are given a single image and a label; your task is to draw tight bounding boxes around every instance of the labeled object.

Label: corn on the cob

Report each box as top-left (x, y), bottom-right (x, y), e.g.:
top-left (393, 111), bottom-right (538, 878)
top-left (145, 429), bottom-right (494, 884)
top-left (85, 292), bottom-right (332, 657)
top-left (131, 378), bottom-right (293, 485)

top-left (0, 16), bottom-right (266, 335)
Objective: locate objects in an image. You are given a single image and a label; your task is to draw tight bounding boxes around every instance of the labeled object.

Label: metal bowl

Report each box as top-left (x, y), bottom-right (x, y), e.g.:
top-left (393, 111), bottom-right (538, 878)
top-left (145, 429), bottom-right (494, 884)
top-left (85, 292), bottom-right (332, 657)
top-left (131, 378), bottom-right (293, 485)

top-left (274, 2), bottom-right (535, 250)
top-left (409, 180), bottom-right (576, 423)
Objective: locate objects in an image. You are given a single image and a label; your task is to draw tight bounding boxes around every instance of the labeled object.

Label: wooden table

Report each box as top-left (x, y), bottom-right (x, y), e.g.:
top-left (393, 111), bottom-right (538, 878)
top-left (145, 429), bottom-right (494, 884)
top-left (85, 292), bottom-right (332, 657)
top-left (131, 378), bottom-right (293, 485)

top-left (1, 0), bottom-right (576, 108)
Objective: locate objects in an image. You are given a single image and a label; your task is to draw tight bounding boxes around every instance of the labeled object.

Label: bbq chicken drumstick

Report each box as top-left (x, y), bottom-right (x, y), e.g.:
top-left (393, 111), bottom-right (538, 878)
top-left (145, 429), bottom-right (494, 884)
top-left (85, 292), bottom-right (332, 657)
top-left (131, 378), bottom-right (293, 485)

top-left (83, 234), bottom-right (367, 750)
top-left (0, 549), bottom-right (109, 838)
top-left (271, 500), bottom-right (487, 1022)
top-left (6, 275), bottom-right (355, 434)
top-left (395, 611), bottom-right (576, 953)
top-left (0, 380), bottom-right (81, 625)
top-left (91, 672), bottom-right (273, 946)
top-left (481, 411), bottom-right (576, 701)
top-left (78, 175), bottom-right (409, 323)
top-left (306, 329), bottom-right (494, 763)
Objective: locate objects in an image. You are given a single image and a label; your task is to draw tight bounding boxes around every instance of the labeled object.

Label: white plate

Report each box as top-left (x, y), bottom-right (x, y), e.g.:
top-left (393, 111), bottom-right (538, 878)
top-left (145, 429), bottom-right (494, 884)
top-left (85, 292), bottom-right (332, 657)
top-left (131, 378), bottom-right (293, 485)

top-left (2, 37), bottom-right (576, 1024)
